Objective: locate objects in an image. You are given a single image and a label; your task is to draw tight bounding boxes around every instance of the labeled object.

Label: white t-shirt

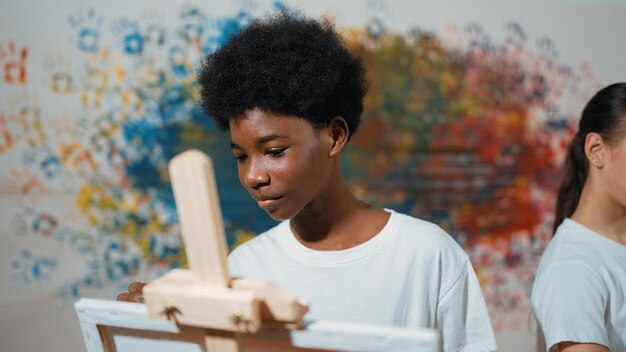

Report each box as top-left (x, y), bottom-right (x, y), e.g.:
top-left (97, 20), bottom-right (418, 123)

top-left (228, 209), bottom-right (497, 352)
top-left (532, 219), bottom-right (626, 351)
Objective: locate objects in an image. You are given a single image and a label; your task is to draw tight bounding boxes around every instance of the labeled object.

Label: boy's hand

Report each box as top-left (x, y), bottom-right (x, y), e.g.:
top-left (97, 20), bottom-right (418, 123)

top-left (116, 282), bottom-right (146, 302)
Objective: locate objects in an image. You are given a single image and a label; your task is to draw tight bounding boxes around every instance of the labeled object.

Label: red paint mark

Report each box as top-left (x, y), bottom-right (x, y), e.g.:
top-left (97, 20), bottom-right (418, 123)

top-left (7, 167), bottom-right (47, 195)
top-left (0, 113), bottom-right (14, 153)
top-left (1, 41), bottom-right (29, 84)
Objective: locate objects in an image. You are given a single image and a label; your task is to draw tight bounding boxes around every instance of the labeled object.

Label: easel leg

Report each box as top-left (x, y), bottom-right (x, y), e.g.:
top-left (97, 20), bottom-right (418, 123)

top-left (204, 330), bottom-right (241, 352)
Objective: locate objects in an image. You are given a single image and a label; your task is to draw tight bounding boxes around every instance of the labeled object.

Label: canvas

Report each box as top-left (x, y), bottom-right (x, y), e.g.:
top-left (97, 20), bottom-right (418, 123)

top-left (75, 298), bottom-right (440, 352)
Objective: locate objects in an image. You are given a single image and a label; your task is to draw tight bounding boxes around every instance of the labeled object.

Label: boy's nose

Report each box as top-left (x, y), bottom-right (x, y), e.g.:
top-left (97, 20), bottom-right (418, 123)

top-left (243, 162), bottom-right (270, 190)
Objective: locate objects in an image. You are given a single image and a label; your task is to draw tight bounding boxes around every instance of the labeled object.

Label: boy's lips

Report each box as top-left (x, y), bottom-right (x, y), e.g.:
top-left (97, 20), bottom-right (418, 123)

top-left (254, 195), bottom-right (283, 209)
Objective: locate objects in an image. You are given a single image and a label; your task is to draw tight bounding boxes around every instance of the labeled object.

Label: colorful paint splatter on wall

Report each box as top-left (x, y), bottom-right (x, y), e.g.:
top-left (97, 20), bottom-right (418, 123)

top-left (342, 22), bottom-right (601, 330)
top-left (0, 1), bottom-right (603, 333)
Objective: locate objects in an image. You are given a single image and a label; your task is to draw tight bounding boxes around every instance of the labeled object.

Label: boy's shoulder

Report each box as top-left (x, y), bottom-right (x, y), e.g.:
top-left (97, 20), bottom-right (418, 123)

top-left (394, 212), bottom-right (457, 242)
top-left (391, 210), bottom-right (470, 263)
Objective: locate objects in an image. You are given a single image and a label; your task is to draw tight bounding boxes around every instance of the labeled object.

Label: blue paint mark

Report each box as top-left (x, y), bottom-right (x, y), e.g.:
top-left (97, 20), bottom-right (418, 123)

top-left (104, 240), bottom-right (140, 280)
top-left (125, 156), bottom-right (162, 192)
top-left (41, 153), bottom-right (61, 178)
top-left (367, 18), bottom-right (386, 39)
top-left (122, 118), bottom-right (163, 152)
top-left (168, 46), bottom-right (189, 77)
top-left (32, 257), bottom-right (57, 280)
top-left (126, 214), bottom-right (148, 237)
top-left (157, 83), bottom-right (191, 122)
top-left (68, 9), bottom-right (103, 53)
top-left (149, 235), bottom-right (180, 259)
top-left (547, 118), bottom-right (568, 131)
top-left (21, 249), bottom-right (32, 259)
top-left (204, 11), bottom-right (251, 53)
top-left (272, 0), bottom-right (290, 12)
top-left (12, 250), bottom-right (57, 283)
top-left (78, 28), bottom-right (100, 52)
top-left (113, 18), bottom-right (144, 55)
top-left (179, 7), bottom-right (205, 43)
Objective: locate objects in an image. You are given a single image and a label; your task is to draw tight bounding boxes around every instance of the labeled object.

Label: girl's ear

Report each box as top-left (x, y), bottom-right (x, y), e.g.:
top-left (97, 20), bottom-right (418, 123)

top-left (327, 116), bottom-right (349, 157)
top-left (585, 132), bottom-right (606, 168)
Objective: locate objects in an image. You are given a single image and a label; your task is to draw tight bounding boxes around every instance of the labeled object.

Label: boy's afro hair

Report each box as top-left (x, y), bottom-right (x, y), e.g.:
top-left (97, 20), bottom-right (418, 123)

top-left (197, 11), bottom-right (366, 138)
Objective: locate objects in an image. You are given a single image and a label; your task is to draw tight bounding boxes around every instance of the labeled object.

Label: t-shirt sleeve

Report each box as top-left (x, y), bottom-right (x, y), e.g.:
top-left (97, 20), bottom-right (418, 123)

top-left (531, 261), bottom-right (609, 350)
top-left (437, 259), bottom-right (497, 352)
top-left (227, 248), bottom-right (242, 278)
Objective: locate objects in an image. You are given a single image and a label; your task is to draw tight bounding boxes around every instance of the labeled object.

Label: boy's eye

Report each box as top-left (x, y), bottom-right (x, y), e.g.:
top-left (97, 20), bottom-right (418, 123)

top-left (234, 154), bottom-right (247, 161)
top-left (266, 147), bottom-right (287, 157)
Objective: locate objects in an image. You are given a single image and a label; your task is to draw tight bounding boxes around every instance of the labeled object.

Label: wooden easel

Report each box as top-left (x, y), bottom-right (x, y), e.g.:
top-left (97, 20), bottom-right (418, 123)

top-left (75, 150), bottom-right (439, 352)
top-left (143, 150), bottom-right (309, 352)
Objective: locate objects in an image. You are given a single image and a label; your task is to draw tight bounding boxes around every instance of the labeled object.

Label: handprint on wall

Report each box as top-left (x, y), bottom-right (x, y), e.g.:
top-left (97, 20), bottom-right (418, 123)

top-left (58, 141), bottom-right (98, 174)
top-left (140, 10), bottom-right (167, 49)
top-left (43, 54), bottom-right (75, 94)
top-left (0, 112), bottom-right (15, 153)
top-left (68, 8), bottom-right (104, 53)
top-left (178, 6), bottom-right (206, 45)
top-left (0, 41), bottom-right (29, 84)
top-left (16, 100), bottom-right (46, 147)
top-left (33, 212), bottom-right (60, 237)
top-left (112, 18), bottom-right (144, 55)
top-left (79, 50), bottom-right (115, 108)
top-left (11, 250), bottom-right (58, 285)
top-left (4, 167), bottom-right (48, 196)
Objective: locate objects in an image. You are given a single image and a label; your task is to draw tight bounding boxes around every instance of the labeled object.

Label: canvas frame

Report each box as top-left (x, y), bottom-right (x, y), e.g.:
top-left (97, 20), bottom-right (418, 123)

top-left (75, 298), bottom-right (439, 352)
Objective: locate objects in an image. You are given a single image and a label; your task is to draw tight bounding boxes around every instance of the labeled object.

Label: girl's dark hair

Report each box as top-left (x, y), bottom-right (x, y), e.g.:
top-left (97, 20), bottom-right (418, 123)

top-left (554, 83), bottom-right (626, 233)
top-left (197, 11), bottom-right (366, 140)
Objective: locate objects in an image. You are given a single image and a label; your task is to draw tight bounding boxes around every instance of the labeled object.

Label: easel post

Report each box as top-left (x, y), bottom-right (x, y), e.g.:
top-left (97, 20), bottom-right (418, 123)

top-left (143, 150), bottom-right (308, 352)
top-left (168, 151), bottom-right (230, 288)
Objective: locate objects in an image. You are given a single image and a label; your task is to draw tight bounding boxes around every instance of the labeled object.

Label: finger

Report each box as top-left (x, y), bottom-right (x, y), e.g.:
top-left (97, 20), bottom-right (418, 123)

top-left (128, 282), bottom-right (146, 294)
top-left (116, 292), bottom-right (129, 301)
top-left (128, 293), bottom-right (144, 303)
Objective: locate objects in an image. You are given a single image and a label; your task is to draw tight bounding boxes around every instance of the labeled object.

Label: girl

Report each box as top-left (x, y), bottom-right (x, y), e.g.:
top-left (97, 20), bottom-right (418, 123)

top-left (532, 83), bottom-right (626, 352)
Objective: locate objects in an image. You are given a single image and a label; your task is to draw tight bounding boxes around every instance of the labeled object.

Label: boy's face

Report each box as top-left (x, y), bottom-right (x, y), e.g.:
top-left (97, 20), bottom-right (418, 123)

top-left (229, 109), bottom-right (333, 220)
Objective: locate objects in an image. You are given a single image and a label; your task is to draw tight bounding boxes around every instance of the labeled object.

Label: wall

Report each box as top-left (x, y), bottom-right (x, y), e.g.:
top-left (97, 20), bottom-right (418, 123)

top-left (1, 1), bottom-right (625, 351)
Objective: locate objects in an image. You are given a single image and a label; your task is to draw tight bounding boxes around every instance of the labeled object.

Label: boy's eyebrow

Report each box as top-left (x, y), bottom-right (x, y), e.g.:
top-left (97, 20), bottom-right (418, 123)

top-left (230, 134), bottom-right (288, 149)
top-left (257, 134), bottom-right (287, 145)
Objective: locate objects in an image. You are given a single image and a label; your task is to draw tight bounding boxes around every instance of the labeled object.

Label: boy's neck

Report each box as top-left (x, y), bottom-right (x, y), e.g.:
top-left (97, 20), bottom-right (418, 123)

top-left (290, 178), bottom-right (389, 251)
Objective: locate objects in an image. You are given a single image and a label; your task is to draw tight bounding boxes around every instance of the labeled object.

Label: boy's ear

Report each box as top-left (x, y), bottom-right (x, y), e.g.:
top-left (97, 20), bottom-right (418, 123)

top-left (585, 132), bottom-right (605, 168)
top-left (327, 116), bottom-right (349, 157)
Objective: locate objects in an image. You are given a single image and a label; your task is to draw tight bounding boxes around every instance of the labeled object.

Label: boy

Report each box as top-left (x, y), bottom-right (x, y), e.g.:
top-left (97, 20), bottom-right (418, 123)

top-left (199, 12), bottom-right (496, 352)
top-left (123, 11), bottom-right (497, 352)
